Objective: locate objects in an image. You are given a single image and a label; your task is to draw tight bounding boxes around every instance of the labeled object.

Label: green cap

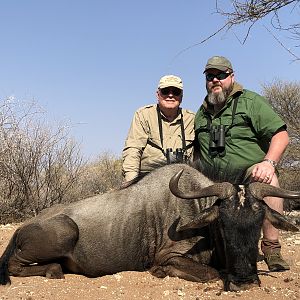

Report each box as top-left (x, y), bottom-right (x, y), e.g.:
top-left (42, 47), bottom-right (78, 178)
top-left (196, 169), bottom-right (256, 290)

top-left (203, 56), bottom-right (233, 73)
top-left (158, 75), bottom-right (183, 90)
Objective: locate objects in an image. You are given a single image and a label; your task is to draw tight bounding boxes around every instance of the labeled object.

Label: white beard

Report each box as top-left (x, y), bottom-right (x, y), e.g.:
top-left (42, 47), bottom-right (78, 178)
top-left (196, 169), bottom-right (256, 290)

top-left (207, 90), bottom-right (226, 105)
top-left (207, 82), bottom-right (233, 106)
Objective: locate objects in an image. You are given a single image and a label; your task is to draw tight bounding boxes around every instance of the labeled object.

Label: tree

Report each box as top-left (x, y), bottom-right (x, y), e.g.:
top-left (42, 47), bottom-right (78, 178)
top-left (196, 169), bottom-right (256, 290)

top-left (262, 80), bottom-right (300, 168)
top-left (0, 98), bottom-right (84, 222)
top-left (262, 79), bottom-right (300, 134)
top-left (77, 152), bottom-right (123, 197)
top-left (262, 80), bottom-right (300, 209)
top-left (215, 0), bottom-right (300, 60)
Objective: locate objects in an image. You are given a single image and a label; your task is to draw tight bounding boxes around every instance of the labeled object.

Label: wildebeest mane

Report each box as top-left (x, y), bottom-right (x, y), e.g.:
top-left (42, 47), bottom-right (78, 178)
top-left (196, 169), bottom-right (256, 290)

top-left (120, 160), bottom-right (248, 190)
top-left (191, 159), bottom-right (247, 185)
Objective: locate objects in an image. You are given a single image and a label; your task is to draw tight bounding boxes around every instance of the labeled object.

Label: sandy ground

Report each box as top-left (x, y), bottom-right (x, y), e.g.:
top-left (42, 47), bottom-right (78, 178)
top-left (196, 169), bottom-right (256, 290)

top-left (0, 213), bottom-right (299, 300)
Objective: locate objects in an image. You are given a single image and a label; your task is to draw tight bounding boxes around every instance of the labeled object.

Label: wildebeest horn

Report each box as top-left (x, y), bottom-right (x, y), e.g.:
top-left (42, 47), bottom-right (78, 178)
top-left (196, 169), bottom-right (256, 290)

top-left (179, 206), bottom-right (220, 231)
top-left (249, 182), bottom-right (300, 200)
top-left (169, 169), bottom-right (236, 199)
top-left (264, 206), bottom-right (299, 232)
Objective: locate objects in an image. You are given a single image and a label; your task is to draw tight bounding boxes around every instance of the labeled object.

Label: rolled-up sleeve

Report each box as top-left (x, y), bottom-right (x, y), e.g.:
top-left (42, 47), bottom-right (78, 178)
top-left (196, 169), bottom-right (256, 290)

top-left (122, 110), bottom-right (149, 181)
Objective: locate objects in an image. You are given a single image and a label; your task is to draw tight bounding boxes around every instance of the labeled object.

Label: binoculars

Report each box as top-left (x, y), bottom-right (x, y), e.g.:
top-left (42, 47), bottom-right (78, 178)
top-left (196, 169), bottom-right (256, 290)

top-left (165, 148), bottom-right (185, 164)
top-left (209, 125), bottom-right (226, 156)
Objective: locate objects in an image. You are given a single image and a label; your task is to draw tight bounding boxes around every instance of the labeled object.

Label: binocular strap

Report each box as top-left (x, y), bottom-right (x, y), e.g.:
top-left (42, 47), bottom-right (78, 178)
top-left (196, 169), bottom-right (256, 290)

top-left (156, 105), bottom-right (186, 156)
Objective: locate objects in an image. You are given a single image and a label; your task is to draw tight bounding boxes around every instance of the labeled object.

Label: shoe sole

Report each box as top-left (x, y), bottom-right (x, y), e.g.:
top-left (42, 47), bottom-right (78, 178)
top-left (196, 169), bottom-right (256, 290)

top-left (268, 265), bottom-right (290, 272)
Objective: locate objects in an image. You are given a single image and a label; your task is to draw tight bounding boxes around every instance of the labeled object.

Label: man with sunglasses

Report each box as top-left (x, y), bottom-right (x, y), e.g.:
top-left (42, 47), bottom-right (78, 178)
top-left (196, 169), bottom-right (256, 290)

top-left (122, 75), bottom-right (195, 183)
top-left (194, 56), bottom-right (290, 272)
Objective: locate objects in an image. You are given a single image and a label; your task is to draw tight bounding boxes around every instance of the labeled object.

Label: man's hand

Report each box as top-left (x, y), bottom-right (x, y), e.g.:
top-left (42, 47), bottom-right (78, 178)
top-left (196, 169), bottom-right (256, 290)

top-left (251, 160), bottom-right (275, 183)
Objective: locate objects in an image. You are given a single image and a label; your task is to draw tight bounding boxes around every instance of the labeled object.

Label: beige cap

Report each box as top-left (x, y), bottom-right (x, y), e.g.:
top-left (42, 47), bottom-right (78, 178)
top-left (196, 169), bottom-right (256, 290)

top-left (203, 56), bottom-right (233, 73)
top-left (158, 75), bottom-right (183, 90)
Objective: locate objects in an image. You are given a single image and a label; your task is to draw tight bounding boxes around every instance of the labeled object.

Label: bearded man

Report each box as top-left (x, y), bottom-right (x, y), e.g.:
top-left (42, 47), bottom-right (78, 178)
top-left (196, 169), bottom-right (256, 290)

top-left (194, 56), bottom-right (290, 272)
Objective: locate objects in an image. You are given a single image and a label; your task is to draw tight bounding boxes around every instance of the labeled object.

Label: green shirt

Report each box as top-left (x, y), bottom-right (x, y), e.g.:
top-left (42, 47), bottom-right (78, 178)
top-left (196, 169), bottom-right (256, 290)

top-left (195, 82), bottom-right (286, 177)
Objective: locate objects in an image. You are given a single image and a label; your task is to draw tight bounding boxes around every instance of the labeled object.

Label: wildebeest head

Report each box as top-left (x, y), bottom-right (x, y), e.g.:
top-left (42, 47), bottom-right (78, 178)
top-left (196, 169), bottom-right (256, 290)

top-left (169, 169), bottom-right (300, 292)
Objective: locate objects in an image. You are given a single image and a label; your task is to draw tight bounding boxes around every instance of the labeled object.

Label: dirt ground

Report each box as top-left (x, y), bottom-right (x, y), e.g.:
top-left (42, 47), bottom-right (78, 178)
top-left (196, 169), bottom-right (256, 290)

top-left (0, 212), bottom-right (299, 300)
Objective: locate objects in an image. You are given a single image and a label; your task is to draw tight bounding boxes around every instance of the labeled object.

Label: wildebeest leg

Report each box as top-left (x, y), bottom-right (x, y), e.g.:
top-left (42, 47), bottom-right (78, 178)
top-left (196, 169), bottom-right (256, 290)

top-left (9, 256), bottom-right (64, 279)
top-left (150, 256), bottom-right (219, 282)
top-left (8, 214), bottom-right (79, 279)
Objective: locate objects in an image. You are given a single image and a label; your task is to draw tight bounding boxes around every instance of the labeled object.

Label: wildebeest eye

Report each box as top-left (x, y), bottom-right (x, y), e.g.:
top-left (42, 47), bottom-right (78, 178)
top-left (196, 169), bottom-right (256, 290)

top-left (252, 203), bottom-right (260, 211)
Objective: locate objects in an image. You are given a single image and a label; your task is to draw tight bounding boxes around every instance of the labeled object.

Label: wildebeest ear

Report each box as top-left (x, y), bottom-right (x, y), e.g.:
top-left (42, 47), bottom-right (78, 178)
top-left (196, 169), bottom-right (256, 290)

top-left (179, 206), bottom-right (219, 231)
top-left (265, 207), bottom-right (299, 232)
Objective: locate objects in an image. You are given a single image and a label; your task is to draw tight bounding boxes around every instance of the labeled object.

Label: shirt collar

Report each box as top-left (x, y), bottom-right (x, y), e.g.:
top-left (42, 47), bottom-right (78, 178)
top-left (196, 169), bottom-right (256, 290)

top-left (158, 106), bottom-right (182, 123)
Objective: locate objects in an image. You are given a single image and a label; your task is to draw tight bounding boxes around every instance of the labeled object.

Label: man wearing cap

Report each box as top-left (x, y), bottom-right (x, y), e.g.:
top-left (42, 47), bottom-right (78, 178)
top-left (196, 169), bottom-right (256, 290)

top-left (122, 75), bottom-right (195, 182)
top-left (194, 56), bottom-right (290, 272)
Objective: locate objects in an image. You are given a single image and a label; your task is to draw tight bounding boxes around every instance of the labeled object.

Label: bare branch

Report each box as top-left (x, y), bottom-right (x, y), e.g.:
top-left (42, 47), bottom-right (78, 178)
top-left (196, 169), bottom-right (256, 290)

top-left (263, 25), bottom-right (300, 60)
top-left (214, 0), bottom-right (300, 60)
top-left (171, 1), bottom-right (299, 62)
top-left (170, 22), bottom-right (230, 64)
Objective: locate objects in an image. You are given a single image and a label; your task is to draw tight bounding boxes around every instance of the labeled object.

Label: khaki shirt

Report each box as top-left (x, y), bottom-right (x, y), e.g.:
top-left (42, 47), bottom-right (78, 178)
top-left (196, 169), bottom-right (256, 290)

top-left (122, 104), bottom-right (195, 181)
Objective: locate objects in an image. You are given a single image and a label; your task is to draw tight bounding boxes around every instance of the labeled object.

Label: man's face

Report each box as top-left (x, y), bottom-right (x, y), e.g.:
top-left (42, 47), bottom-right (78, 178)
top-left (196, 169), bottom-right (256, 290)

top-left (156, 86), bottom-right (183, 112)
top-left (205, 68), bottom-right (234, 105)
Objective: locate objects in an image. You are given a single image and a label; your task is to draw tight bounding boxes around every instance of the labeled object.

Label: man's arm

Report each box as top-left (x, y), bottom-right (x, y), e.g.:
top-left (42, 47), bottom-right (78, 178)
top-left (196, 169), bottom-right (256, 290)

top-left (122, 110), bottom-right (149, 182)
top-left (264, 129), bottom-right (289, 163)
top-left (252, 129), bottom-right (289, 183)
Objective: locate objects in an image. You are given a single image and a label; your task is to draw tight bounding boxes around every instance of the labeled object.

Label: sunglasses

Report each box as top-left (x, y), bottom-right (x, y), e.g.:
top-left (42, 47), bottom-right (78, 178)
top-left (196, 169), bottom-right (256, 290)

top-left (205, 72), bottom-right (232, 81)
top-left (160, 87), bottom-right (182, 97)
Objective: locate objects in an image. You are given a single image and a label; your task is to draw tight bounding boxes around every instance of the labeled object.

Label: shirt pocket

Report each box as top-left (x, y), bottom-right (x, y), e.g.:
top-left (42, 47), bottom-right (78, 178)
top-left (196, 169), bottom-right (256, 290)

top-left (148, 129), bottom-right (162, 148)
top-left (230, 114), bottom-right (253, 140)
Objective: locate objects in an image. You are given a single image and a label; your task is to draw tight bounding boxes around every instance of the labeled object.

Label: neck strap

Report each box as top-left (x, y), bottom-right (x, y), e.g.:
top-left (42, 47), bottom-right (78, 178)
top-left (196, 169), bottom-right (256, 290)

top-left (156, 105), bottom-right (186, 154)
top-left (205, 95), bottom-right (239, 132)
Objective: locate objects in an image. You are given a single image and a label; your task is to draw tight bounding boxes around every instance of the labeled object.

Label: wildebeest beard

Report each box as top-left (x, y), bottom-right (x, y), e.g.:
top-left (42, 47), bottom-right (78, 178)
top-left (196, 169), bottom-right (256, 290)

top-left (207, 83), bottom-right (233, 105)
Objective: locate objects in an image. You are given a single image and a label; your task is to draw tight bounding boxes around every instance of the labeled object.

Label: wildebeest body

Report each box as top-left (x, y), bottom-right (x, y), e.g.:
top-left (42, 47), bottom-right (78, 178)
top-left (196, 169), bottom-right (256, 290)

top-left (1, 164), bottom-right (216, 281)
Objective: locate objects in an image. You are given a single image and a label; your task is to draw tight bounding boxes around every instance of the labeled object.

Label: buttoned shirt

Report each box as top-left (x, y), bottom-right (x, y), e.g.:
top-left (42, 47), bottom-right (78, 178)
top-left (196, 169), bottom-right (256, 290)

top-left (195, 82), bottom-right (286, 177)
top-left (122, 104), bottom-right (195, 181)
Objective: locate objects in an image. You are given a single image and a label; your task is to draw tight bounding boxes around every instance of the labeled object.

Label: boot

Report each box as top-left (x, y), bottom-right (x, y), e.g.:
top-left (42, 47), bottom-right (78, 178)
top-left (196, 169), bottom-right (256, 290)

top-left (261, 239), bottom-right (290, 272)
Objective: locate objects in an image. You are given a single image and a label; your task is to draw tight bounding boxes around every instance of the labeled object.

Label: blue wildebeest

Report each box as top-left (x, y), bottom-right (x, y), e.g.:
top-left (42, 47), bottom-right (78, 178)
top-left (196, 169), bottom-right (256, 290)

top-left (0, 164), bottom-right (299, 291)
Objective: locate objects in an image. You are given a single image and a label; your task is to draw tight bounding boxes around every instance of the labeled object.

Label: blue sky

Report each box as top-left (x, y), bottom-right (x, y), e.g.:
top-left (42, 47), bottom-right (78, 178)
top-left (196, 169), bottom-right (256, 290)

top-left (0, 1), bottom-right (299, 159)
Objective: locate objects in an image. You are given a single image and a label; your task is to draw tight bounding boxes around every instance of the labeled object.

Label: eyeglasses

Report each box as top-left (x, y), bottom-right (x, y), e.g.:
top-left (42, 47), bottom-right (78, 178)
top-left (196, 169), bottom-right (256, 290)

top-left (205, 72), bottom-right (232, 81)
top-left (160, 87), bottom-right (182, 97)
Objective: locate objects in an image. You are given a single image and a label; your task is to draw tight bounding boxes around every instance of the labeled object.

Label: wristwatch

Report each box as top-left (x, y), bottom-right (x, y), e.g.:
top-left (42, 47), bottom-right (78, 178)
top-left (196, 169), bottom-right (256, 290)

top-left (263, 158), bottom-right (277, 168)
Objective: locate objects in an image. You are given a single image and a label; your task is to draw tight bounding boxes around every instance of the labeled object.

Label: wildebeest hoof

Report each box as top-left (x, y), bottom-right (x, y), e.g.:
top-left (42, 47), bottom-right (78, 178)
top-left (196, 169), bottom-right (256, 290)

top-left (226, 280), bottom-right (260, 292)
top-left (45, 264), bottom-right (65, 279)
top-left (149, 266), bottom-right (167, 278)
